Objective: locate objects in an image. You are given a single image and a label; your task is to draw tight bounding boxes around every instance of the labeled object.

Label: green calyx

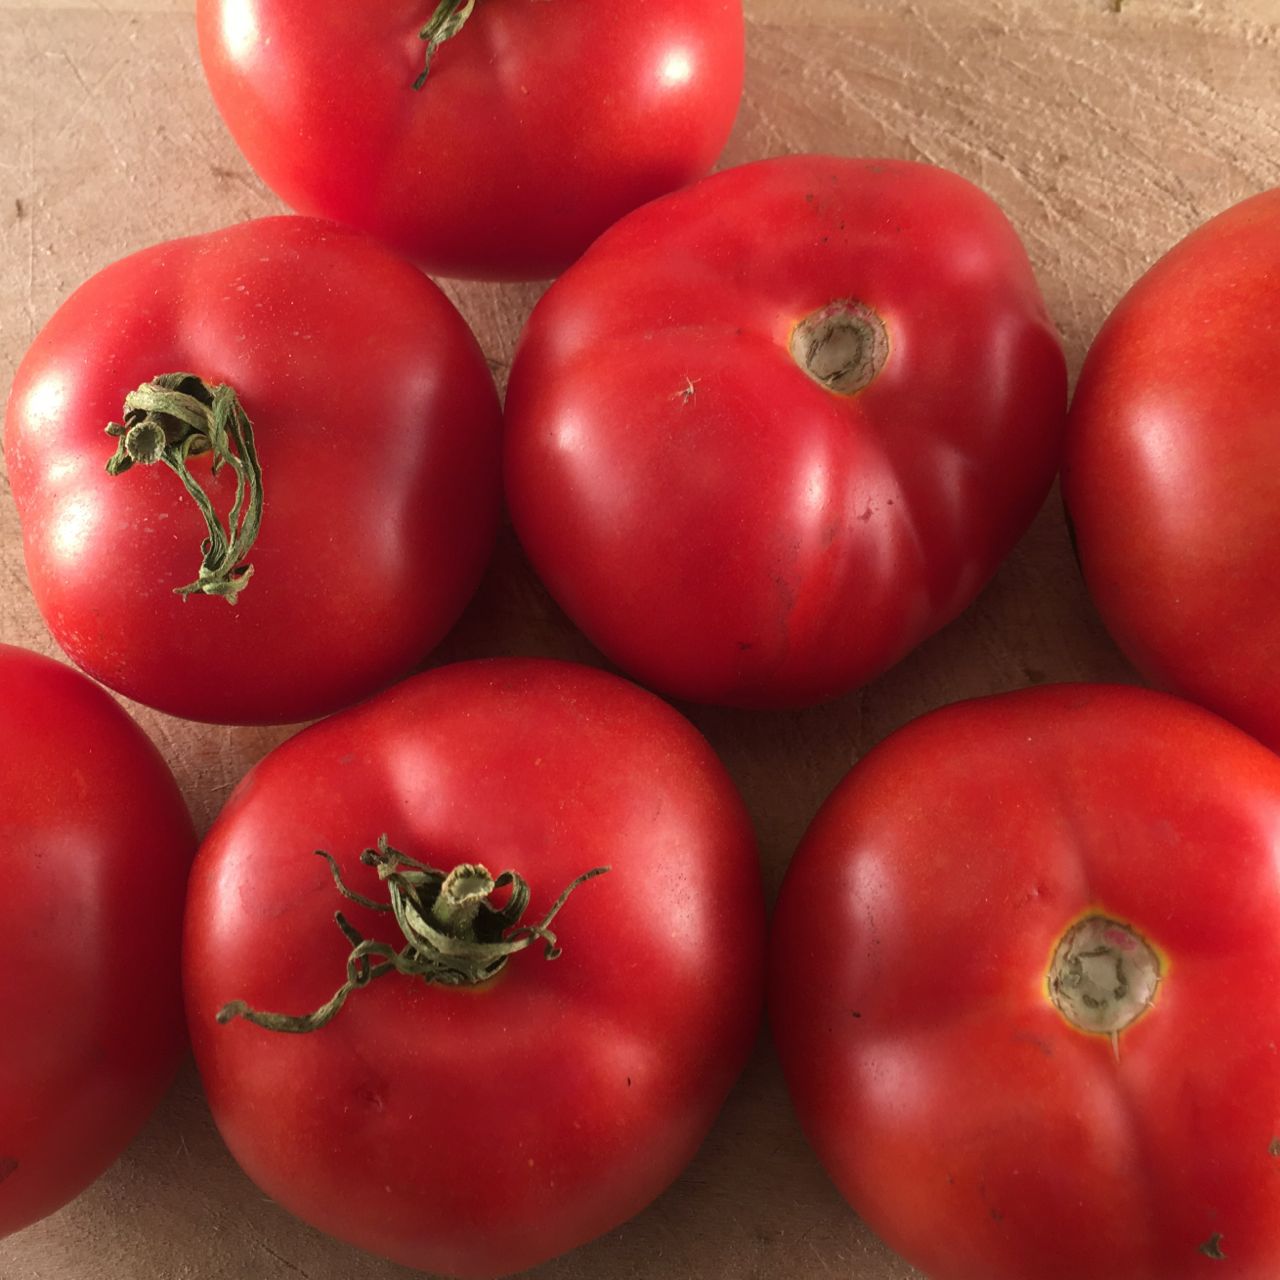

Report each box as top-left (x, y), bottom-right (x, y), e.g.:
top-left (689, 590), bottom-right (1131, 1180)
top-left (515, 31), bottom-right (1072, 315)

top-left (105, 372), bottom-right (263, 604)
top-left (217, 836), bottom-right (610, 1034)
top-left (413, 0), bottom-right (476, 90)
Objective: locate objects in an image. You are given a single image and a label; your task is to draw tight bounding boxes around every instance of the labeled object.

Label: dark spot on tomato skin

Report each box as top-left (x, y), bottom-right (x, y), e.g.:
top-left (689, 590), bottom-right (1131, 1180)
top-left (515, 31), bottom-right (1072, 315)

top-left (626, 1077), bottom-right (632, 1088)
top-left (977, 1179), bottom-right (1004, 1225)
top-left (1013, 1031), bottom-right (1053, 1057)
top-left (737, 641), bottom-right (753, 651)
top-left (1270, 1137), bottom-right (1280, 1157)
top-left (0, 1157), bottom-right (17, 1183)
top-left (355, 1085), bottom-right (384, 1113)
top-left (849, 1010), bottom-right (862, 1018)
top-left (1200, 1233), bottom-right (1226, 1259)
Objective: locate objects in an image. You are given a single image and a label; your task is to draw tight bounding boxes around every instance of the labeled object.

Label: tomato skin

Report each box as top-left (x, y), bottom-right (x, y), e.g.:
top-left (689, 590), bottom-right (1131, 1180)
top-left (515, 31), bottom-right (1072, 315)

top-left (4, 217), bottom-right (502, 725)
top-left (184, 658), bottom-right (765, 1278)
top-left (0, 644), bottom-right (194, 1238)
top-left (196, 0), bottom-right (745, 281)
top-left (769, 684), bottom-right (1280, 1280)
top-left (1064, 189), bottom-right (1280, 752)
top-left (505, 155), bottom-right (1067, 709)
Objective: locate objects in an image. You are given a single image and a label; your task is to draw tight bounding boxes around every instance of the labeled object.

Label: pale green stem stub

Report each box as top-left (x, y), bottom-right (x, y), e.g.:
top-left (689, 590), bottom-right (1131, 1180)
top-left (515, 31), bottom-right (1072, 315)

top-left (216, 836), bottom-right (609, 1035)
top-left (105, 372), bottom-right (264, 604)
top-left (413, 0), bottom-right (476, 90)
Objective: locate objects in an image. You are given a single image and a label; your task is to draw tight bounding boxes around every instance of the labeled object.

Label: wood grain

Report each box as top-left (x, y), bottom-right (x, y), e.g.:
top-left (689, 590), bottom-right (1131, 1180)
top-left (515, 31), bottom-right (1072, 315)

top-left (2, 1), bottom-right (1278, 1277)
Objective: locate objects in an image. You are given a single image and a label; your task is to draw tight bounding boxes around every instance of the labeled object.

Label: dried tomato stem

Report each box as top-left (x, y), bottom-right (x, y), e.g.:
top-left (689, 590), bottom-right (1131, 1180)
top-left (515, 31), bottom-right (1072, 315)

top-left (413, 0), bottom-right (476, 90)
top-left (105, 372), bottom-right (263, 604)
top-left (217, 836), bottom-right (609, 1034)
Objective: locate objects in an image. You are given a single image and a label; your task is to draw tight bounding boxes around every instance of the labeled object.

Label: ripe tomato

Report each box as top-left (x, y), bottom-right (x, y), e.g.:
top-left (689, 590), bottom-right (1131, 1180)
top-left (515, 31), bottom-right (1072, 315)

top-left (1064, 189), bottom-right (1280, 751)
top-left (0, 644), bottom-right (194, 1239)
top-left (504, 155), bottom-right (1067, 709)
top-left (5, 217), bottom-right (502, 725)
top-left (770, 683), bottom-right (1280, 1280)
top-left (184, 658), bottom-right (764, 1277)
top-left (196, 0), bottom-right (745, 281)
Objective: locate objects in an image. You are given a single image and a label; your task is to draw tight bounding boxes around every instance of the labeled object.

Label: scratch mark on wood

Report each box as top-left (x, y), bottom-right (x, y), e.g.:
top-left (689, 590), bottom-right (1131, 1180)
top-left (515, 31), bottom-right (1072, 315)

top-left (258, 1239), bottom-right (312, 1277)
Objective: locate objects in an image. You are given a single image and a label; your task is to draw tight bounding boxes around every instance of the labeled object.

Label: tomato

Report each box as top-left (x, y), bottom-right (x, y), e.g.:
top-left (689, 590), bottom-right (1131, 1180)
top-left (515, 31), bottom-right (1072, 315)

top-left (769, 683), bottom-right (1280, 1280)
top-left (504, 155), bottom-right (1067, 709)
top-left (0, 644), bottom-right (194, 1239)
top-left (1064, 189), bottom-right (1280, 752)
top-left (183, 658), bottom-right (764, 1277)
top-left (195, 0), bottom-right (745, 281)
top-left (5, 217), bottom-right (502, 725)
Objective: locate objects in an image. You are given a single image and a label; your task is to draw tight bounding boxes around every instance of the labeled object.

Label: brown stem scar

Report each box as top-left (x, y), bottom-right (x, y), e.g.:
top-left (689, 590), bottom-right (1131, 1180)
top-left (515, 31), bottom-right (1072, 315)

top-left (1047, 915), bottom-right (1161, 1039)
top-left (790, 300), bottom-right (889, 396)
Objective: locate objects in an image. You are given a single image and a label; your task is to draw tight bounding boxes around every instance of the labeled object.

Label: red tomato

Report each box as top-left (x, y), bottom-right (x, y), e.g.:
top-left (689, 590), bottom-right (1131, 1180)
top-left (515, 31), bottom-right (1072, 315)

top-left (504, 155), bottom-right (1067, 709)
top-left (184, 658), bottom-right (764, 1277)
top-left (0, 644), bottom-right (194, 1238)
top-left (770, 683), bottom-right (1280, 1280)
top-left (1064, 189), bottom-right (1280, 752)
top-left (196, 0), bottom-right (745, 281)
top-left (5, 217), bottom-right (502, 725)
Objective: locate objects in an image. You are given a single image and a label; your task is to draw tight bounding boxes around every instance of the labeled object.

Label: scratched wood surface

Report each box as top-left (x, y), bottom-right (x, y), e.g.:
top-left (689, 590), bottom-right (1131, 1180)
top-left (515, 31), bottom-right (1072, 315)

top-left (2, 2), bottom-right (1278, 1277)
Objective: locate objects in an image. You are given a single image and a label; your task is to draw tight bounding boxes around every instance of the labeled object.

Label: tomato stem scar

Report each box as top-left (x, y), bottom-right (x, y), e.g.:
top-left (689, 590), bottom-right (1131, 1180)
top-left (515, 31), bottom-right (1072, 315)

top-left (413, 0), bottom-right (476, 91)
top-left (789, 300), bottom-right (889, 396)
top-left (217, 836), bottom-right (609, 1034)
top-left (1046, 914), bottom-right (1161, 1042)
top-left (105, 373), bottom-right (263, 604)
